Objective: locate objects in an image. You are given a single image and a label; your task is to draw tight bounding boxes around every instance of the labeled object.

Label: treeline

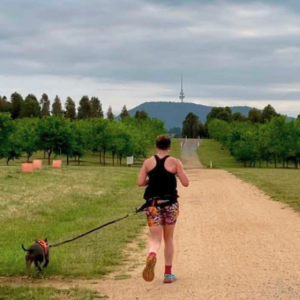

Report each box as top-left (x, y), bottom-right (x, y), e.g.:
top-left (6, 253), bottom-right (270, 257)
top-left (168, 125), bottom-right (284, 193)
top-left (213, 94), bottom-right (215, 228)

top-left (0, 113), bottom-right (165, 165)
top-left (181, 104), bottom-right (287, 138)
top-left (208, 115), bottom-right (300, 168)
top-left (0, 92), bottom-right (134, 120)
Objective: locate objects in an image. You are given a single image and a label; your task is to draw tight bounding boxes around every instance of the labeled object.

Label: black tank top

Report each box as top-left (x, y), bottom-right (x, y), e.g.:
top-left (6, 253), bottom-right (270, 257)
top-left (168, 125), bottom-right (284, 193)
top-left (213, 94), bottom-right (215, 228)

top-left (144, 155), bottom-right (178, 201)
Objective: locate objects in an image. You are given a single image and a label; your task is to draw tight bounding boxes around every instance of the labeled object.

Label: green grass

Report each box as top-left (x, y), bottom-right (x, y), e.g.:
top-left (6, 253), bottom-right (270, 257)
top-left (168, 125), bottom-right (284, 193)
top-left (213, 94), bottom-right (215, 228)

top-left (197, 139), bottom-right (243, 169)
top-left (0, 165), bottom-right (145, 277)
top-left (169, 139), bottom-right (181, 159)
top-left (0, 140), bottom-right (181, 279)
top-left (198, 139), bottom-right (300, 212)
top-left (0, 286), bottom-right (105, 300)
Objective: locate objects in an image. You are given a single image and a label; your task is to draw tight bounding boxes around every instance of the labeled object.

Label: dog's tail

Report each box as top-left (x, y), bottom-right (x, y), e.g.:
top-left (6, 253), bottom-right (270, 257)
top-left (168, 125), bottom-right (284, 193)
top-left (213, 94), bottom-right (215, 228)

top-left (22, 244), bottom-right (29, 252)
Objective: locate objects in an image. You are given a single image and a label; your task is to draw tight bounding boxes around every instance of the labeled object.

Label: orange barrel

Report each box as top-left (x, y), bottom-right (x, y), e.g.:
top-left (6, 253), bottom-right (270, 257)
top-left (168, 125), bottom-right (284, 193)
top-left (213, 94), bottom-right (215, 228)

top-left (52, 160), bottom-right (62, 169)
top-left (33, 160), bottom-right (43, 170)
top-left (21, 163), bottom-right (34, 173)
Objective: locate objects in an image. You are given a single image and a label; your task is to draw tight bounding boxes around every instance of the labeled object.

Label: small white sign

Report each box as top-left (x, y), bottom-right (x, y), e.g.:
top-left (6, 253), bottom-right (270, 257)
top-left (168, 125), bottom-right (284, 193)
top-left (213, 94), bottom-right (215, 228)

top-left (127, 156), bottom-right (134, 165)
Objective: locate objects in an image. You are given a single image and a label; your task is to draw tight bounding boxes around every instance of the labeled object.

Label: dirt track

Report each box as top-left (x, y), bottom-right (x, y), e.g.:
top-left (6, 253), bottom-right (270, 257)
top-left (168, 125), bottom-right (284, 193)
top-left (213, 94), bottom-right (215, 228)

top-left (3, 139), bottom-right (300, 299)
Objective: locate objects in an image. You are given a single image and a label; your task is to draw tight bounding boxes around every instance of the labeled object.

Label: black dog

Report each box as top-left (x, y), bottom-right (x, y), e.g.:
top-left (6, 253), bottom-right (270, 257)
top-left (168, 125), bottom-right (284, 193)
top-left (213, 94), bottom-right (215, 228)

top-left (22, 239), bottom-right (49, 272)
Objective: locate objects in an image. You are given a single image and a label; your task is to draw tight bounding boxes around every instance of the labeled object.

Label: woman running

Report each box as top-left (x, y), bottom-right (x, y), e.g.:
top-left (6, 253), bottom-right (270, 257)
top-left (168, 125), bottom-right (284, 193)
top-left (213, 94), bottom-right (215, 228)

top-left (138, 135), bottom-right (189, 284)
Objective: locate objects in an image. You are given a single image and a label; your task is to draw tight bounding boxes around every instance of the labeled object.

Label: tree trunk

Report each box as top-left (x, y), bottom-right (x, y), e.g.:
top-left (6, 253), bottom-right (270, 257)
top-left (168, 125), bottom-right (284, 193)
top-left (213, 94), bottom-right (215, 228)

top-left (119, 157), bottom-right (122, 165)
top-left (112, 153), bottom-right (115, 166)
top-left (78, 157), bottom-right (80, 165)
top-left (266, 160), bottom-right (269, 168)
top-left (103, 149), bottom-right (106, 166)
top-left (67, 155), bottom-right (69, 166)
top-left (275, 157), bottom-right (277, 168)
top-left (27, 154), bottom-right (30, 162)
top-left (6, 159), bottom-right (9, 165)
top-left (48, 151), bottom-right (52, 165)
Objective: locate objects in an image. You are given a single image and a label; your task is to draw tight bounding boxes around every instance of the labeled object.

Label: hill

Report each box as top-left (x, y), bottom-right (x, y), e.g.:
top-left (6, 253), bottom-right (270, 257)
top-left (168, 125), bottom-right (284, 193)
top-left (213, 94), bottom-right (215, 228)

top-left (127, 102), bottom-right (252, 129)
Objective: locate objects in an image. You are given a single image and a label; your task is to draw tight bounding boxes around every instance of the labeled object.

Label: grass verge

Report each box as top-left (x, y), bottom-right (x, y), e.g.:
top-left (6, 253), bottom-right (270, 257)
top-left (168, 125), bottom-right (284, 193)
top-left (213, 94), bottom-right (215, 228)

top-left (0, 286), bottom-right (105, 300)
top-left (0, 165), bottom-right (145, 277)
top-left (198, 139), bottom-right (300, 212)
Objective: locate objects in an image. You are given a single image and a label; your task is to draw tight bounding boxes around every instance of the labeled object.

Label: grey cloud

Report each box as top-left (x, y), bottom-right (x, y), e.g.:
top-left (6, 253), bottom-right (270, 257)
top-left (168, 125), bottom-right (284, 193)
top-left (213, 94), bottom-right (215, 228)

top-left (0, 0), bottom-right (300, 109)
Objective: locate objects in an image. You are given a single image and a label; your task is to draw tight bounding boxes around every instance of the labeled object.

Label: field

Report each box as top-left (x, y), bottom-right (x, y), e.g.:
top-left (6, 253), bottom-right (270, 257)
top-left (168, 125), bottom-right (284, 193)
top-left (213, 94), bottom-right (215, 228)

top-left (0, 286), bottom-right (104, 300)
top-left (0, 140), bottom-right (180, 278)
top-left (198, 139), bottom-right (300, 212)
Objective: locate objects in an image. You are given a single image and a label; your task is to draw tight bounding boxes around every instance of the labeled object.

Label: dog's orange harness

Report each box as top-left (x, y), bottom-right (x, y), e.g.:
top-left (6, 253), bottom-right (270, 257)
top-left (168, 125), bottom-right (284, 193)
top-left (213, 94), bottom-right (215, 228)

top-left (38, 240), bottom-right (48, 255)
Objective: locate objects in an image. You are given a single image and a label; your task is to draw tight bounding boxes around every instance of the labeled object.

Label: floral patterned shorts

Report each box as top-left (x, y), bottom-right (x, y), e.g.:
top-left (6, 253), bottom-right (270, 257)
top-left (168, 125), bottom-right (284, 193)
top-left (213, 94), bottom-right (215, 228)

top-left (146, 203), bottom-right (179, 227)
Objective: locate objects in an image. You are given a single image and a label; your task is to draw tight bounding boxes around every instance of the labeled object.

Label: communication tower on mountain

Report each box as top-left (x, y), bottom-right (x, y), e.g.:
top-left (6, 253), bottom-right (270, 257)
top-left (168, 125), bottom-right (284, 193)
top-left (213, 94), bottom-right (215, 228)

top-left (179, 73), bottom-right (185, 103)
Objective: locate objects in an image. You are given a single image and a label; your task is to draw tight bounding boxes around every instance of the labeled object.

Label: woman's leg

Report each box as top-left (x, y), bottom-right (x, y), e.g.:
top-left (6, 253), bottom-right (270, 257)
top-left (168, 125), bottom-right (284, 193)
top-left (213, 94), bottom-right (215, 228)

top-left (163, 224), bottom-right (175, 266)
top-left (149, 225), bottom-right (163, 254)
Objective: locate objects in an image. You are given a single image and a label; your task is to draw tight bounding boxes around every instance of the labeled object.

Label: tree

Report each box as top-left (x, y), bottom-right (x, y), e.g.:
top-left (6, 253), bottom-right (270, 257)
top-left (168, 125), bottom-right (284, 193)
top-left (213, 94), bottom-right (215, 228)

top-left (70, 120), bottom-right (87, 165)
top-left (51, 95), bottom-right (63, 116)
top-left (0, 96), bottom-right (12, 113)
top-left (135, 110), bottom-right (148, 120)
top-left (37, 117), bottom-right (72, 165)
top-left (182, 112), bottom-right (200, 138)
top-left (10, 92), bottom-right (23, 119)
top-left (18, 118), bottom-right (39, 162)
top-left (120, 105), bottom-right (130, 119)
top-left (248, 108), bottom-right (262, 123)
top-left (20, 94), bottom-right (40, 118)
top-left (78, 96), bottom-right (91, 119)
top-left (40, 93), bottom-right (50, 117)
top-left (216, 111), bottom-right (231, 122)
top-left (65, 97), bottom-right (77, 120)
top-left (90, 97), bottom-right (103, 118)
top-left (89, 118), bottom-right (110, 165)
top-left (6, 130), bottom-right (23, 165)
top-left (261, 104), bottom-right (277, 123)
top-left (206, 107), bottom-right (232, 123)
top-left (106, 106), bottom-right (114, 121)
top-left (232, 112), bottom-right (243, 122)
top-left (0, 113), bottom-right (15, 162)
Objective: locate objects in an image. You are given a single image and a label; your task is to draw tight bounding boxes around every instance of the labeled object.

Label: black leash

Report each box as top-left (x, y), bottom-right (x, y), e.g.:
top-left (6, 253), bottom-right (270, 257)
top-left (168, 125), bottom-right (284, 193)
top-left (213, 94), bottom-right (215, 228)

top-left (48, 197), bottom-right (174, 249)
top-left (49, 205), bottom-right (147, 248)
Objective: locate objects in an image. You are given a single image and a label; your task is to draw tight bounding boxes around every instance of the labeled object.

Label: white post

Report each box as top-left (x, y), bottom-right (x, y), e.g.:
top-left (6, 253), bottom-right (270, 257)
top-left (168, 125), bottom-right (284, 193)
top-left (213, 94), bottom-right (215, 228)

top-left (210, 161), bottom-right (213, 169)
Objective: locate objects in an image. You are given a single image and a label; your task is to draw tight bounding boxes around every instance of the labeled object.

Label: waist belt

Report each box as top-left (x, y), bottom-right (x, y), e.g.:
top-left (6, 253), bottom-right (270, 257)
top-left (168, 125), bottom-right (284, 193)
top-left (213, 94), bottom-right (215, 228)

top-left (137, 195), bottom-right (177, 212)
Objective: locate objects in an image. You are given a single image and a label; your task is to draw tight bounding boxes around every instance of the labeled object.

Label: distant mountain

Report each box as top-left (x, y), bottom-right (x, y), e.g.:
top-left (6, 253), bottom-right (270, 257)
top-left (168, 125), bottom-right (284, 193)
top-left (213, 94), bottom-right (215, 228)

top-left (127, 101), bottom-right (252, 129)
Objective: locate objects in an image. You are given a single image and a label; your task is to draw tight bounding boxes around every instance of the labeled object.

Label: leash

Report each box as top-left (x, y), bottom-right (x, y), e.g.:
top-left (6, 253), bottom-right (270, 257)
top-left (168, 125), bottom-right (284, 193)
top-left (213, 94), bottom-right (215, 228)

top-left (49, 197), bottom-right (175, 249)
top-left (49, 206), bottom-right (146, 248)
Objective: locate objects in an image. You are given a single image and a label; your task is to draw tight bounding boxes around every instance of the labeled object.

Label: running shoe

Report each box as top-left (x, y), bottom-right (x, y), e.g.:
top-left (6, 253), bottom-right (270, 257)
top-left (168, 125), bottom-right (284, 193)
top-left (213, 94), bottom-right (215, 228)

top-left (164, 274), bottom-right (177, 284)
top-left (142, 255), bottom-right (157, 282)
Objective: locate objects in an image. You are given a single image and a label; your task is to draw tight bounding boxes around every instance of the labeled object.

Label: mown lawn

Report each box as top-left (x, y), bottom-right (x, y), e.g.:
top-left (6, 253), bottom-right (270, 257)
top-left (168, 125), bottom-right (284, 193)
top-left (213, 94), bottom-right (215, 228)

top-left (0, 286), bottom-right (105, 300)
top-left (0, 165), bottom-right (145, 277)
top-left (198, 139), bottom-right (300, 212)
top-left (0, 139), bottom-right (180, 278)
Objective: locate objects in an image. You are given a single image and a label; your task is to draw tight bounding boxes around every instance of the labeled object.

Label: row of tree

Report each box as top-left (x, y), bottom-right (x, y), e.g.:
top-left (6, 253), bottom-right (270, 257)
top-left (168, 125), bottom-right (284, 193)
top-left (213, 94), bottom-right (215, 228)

top-left (0, 92), bottom-right (134, 120)
top-left (0, 113), bottom-right (165, 165)
top-left (181, 104), bottom-right (290, 139)
top-left (206, 104), bottom-right (279, 124)
top-left (208, 116), bottom-right (300, 168)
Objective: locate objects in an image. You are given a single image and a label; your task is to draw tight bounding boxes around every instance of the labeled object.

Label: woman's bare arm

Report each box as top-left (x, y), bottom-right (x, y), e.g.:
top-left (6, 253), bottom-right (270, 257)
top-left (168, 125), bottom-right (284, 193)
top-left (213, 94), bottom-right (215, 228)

top-left (176, 159), bottom-right (189, 187)
top-left (138, 161), bottom-right (148, 187)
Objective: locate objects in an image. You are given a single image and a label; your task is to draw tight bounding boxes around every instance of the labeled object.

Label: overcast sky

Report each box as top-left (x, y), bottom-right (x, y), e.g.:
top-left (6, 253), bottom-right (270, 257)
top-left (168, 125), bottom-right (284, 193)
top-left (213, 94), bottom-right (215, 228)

top-left (1, 0), bottom-right (300, 116)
